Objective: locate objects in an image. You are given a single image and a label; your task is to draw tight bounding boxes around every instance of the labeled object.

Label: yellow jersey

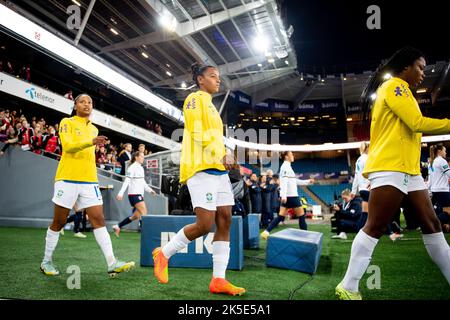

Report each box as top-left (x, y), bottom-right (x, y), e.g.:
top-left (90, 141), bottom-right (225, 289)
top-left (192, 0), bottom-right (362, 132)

top-left (180, 90), bottom-right (226, 183)
top-left (363, 77), bottom-right (450, 177)
top-left (55, 116), bottom-right (99, 183)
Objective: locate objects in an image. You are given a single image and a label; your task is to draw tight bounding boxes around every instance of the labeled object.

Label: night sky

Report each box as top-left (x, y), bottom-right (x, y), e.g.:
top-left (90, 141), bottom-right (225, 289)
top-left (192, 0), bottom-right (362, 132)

top-left (283, 0), bottom-right (450, 74)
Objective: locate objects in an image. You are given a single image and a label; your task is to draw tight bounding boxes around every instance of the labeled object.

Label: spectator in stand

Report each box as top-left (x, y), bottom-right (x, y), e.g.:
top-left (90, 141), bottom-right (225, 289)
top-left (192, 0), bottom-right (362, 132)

top-left (30, 126), bottom-right (45, 154)
top-left (138, 143), bottom-right (148, 156)
top-left (43, 126), bottom-right (61, 157)
top-left (54, 123), bottom-right (59, 135)
top-left (1, 110), bottom-right (11, 131)
top-left (6, 61), bottom-right (14, 74)
top-left (18, 119), bottom-right (34, 151)
top-left (154, 123), bottom-right (162, 135)
top-left (0, 126), bottom-right (18, 156)
top-left (111, 154), bottom-right (122, 174)
top-left (118, 143), bottom-right (132, 175)
top-left (96, 145), bottom-right (108, 166)
top-left (64, 90), bottom-right (74, 101)
top-left (103, 153), bottom-right (115, 171)
top-left (146, 120), bottom-right (154, 131)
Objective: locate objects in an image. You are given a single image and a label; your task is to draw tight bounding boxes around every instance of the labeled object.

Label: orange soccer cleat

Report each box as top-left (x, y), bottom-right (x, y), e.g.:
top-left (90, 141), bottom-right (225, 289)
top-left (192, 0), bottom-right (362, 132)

top-left (209, 277), bottom-right (246, 296)
top-left (152, 247), bottom-right (169, 284)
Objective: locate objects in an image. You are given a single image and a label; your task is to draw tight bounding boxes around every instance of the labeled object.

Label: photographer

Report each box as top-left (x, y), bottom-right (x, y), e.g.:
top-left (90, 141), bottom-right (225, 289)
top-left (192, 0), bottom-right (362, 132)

top-left (331, 189), bottom-right (363, 240)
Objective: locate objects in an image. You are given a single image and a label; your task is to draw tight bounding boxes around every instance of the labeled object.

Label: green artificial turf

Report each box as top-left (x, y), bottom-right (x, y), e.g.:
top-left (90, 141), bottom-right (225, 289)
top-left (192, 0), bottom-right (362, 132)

top-left (0, 224), bottom-right (449, 300)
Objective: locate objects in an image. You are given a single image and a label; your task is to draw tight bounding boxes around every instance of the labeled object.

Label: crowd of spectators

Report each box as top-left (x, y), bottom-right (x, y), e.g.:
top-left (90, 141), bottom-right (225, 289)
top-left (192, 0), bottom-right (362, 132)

top-left (0, 107), bottom-right (154, 175)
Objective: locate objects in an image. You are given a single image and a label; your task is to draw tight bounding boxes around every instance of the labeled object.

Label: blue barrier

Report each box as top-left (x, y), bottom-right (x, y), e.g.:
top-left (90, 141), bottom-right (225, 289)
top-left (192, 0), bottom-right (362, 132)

top-left (266, 228), bottom-right (323, 274)
top-left (243, 214), bottom-right (260, 249)
top-left (141, 215), bottom-right (244, 270)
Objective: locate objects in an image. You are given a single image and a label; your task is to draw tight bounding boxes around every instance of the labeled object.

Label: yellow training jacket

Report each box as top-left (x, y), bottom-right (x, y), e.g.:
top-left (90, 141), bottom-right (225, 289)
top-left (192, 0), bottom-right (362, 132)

top-left (363, 77), bottom-right (450, 177)
top-left (55, 116), bottom-right (99, 183)
top-left (180, 90), bottom-right (226, 183)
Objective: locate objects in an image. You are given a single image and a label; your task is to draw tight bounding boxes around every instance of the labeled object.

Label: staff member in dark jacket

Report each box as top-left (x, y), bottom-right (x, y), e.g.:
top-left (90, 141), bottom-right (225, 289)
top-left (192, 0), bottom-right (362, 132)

top-left (270, 174), bottom-right (281, 218)
top-left (245, 173), bottom-right (262, 214)
top-left (260, 175), bottom-right (276, 228)
top-left (331, 189), bottom-right (362, 240)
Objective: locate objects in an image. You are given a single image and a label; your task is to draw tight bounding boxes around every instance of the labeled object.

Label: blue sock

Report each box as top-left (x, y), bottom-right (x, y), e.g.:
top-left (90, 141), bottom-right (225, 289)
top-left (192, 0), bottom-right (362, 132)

top-left (118, 217), bottom-right (132, 229)
top-left (266, 215), bottom-right (285, 232)
top-left (299, 215), bottom-right (307, 230)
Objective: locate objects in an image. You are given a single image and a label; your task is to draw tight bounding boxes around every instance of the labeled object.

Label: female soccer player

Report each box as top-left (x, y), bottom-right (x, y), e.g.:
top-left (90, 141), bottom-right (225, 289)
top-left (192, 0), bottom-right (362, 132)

top-left (428, 145), bottom-right (450, 232)
top-left (152, 63), bottom-right (245, 296)
top-left (113, 151), bottom-right (156, 237)
top-left (336, 47), bottom-right (450, 300)
top-left (260, 151), bottom-right (313, 240)
top-left (40, 94), bottom-right (135, 277)
top-left (348, 142), bottom-right (403, 241)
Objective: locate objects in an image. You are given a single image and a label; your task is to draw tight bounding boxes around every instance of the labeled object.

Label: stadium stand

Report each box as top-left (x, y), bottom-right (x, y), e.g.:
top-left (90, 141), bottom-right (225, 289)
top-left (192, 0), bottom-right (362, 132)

top-left (308, 184), bottom-right (352, 205)
top-left (292, 158), bottom-right (350, 173)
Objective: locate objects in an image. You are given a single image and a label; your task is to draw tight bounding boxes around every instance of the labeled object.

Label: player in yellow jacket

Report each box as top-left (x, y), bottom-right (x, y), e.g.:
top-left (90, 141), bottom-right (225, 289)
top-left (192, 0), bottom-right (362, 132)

top-left (40, 94), bottom-right (135, 277)
top-left (152, 63), bottom-right (245, 296)
top-left (336, 47), bottom-right (450, 300)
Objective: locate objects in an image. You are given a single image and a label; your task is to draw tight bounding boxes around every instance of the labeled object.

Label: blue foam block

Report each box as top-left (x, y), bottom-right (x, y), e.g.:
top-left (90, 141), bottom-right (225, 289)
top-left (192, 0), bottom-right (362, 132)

top-left (266, 228), bottom-right (323, 274)
top-left (140, 215), bottom-right (244, 270)
top-left (243, 214), bottom-right (260, 249)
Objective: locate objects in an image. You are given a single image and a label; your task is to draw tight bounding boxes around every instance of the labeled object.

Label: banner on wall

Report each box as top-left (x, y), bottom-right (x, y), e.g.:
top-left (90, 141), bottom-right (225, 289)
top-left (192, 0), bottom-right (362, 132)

top-left (296, 99), bottom-right (343, 114)
top-left (230, 90), bottom-right (252, 108)
top-left (346, 103), bottom-right (362, 114)
top-left (269, 99), bottom-right (292, 112)
top-left (0, 72), bottom-right (180, 150)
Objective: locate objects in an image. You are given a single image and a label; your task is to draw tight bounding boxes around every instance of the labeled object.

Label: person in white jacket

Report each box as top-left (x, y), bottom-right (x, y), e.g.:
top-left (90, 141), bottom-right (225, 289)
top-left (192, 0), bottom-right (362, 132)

top-left (113, 152), bottom-right (156, 237)
top-left (261, 151), bottom-right (314, 240)
top-left (428, 145), bottom-right (450, 214)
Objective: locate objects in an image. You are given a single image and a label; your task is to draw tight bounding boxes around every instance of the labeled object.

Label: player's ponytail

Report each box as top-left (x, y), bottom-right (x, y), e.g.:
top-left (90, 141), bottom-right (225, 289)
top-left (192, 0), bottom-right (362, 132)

top-left (359, 141), bottom-right (369, 155)
top-left (191, 62), bottom-right (216, 87)
top-left (430, 144), bottom-right (445, 167)
top-left (130, 151), bottom-right (141, 164)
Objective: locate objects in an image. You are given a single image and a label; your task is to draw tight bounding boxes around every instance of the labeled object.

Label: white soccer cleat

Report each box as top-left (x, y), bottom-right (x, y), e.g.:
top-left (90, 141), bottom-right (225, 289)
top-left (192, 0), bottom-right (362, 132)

top-left (331, 232), bottom-right (348, 240)
top-left (74, 232), bottom-right (87, 238)
top-left (112, 225), bottom-right (121, 238)
top-left (389, 233), bottom-right (404, 242)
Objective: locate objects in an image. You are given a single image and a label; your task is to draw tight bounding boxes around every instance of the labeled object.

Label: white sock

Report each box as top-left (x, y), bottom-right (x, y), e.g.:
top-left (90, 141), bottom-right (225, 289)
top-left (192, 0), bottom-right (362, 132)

top-left (162, 227), bottom-right (191, 259)
top-left (341, 230), bottom-right (379, 292)
top-left (43, 228), bottom-right (60, 263)
top-left (93, 227), bottom-right (116, 267)
top-left (212, 241), bottom-right (230, 279)
top-left (423, 232), bottom-right (450, 284)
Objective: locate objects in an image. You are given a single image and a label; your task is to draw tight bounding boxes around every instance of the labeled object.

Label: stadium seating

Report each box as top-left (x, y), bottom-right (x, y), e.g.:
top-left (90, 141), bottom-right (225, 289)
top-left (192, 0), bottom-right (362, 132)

top-left (297, 187), bottom-right (317, 205)
top-left (292, 157), bottom-right (349, 173)
top-left (266, 228), bottom-right (323, 274)
top-left (308, 184), bottom-right (352, 205)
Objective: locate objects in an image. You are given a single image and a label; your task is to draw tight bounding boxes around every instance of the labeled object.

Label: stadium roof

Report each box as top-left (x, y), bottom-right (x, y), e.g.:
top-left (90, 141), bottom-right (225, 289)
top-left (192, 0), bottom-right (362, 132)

top-left (7, 0), bottom-right (297, 102)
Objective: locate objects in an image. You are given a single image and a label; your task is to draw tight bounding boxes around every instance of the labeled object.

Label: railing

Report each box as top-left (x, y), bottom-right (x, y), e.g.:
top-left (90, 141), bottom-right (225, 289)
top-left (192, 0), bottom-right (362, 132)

top-left (140, 149), bottom-right (181, 192)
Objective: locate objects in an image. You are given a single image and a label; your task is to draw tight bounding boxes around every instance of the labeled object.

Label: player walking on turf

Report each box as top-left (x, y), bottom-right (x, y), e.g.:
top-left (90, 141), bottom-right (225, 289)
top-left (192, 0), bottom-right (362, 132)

top-left (40, 94), bottom-right (135, 277)
top-left (113, 151), bottom-right (156, 237)
top-left (260, 151), bottom-right (314, 240)
top-left (336, 47), bottom-right (450, 300)
top-left (152, 63), bottom-right (246, 296)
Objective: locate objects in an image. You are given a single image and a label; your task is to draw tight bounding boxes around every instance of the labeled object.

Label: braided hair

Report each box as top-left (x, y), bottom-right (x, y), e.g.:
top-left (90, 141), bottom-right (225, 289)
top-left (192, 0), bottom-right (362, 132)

top-left (361, 46), bottom-right (425, 122)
